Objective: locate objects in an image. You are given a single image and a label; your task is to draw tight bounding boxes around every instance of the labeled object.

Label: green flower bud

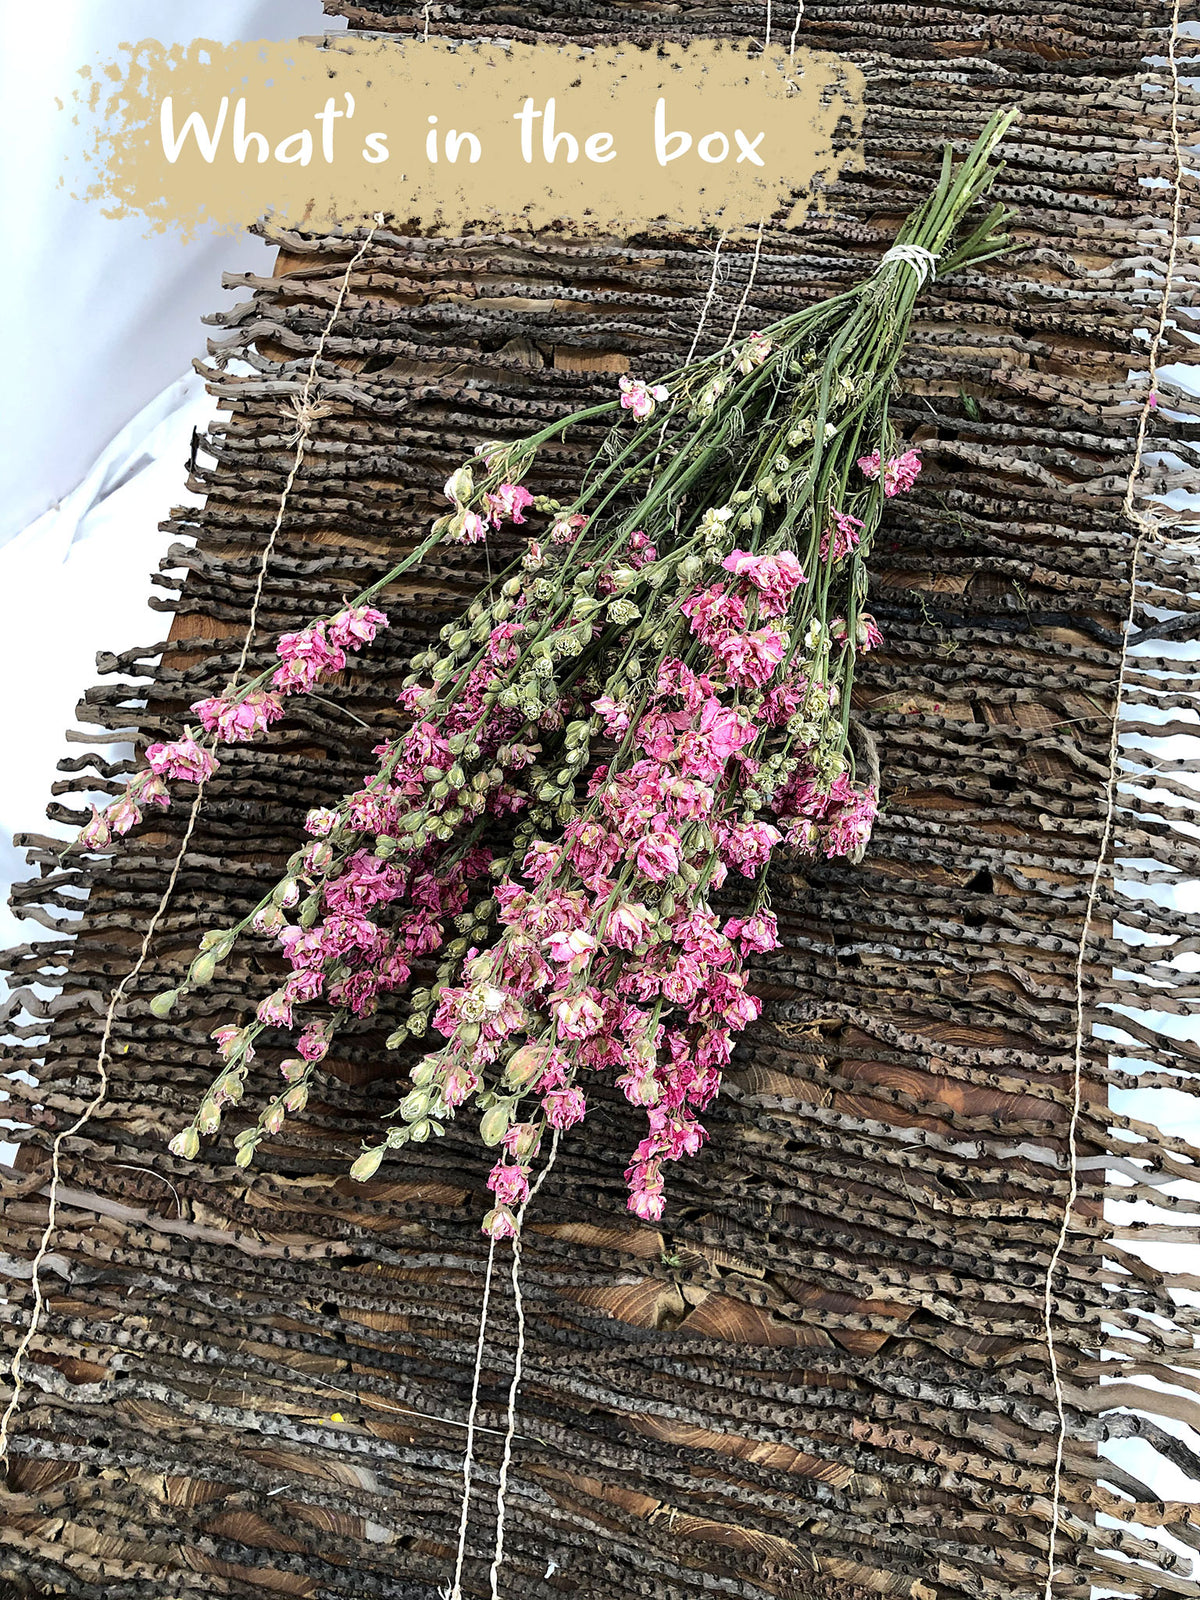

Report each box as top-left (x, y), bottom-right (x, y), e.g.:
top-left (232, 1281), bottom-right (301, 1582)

top-left (479, 1101), bottom-right (513, 1146)
top-left (350, 1146), bottom-right (385, 1182)
top-left (168, 1127), bottom-right (200, 1160)
top-left (150, 988), bottom-right (179, 1018)
top-left (189, 951), bottom-right (218, 986)
top-left (400, 1086), bottom-right (433, 1121)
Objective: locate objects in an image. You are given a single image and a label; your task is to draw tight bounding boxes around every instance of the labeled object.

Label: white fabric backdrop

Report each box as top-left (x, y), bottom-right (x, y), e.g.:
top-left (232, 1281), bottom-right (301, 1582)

top-left (0, 0), bottom-right (341, 951)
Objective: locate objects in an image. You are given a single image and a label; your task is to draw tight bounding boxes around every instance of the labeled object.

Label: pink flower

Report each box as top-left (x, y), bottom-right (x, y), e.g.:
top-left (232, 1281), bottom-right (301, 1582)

top-left (624, 1158), bottom-right (665, 1221)
top-left (724, 910), bottom-right (779, 957)
top-left (618, 375), bottom-right (668, 421)
top-left (722, 549), bottom-right (806, 618)
top-left (522, 840), bottom-right (562, 885)
top-left (718, 819), bottom-right (781, 879)
top-left (823, 783), bottom-right (878, 859)
top-left (820, 510), bottom-right (864, 563)
top-left (487, 1160), bottom-right (531, 1208)
top-left (682, 584), bottom-right (747, 647)
top-left (79, 807), bottom-right (113, 849)
top-left (693, 699), bottom-right (756, 767)
top-left (604, 902), bottom-right (653, 950)
top-left (858, 448), bottom-right (922, 497)
top-left (617, 1064), bottom-right (662, 1108)
top-left (192, 690), bottom-right (285, 744)
top-left (448, 509), bottom-right (489, 544)
top-left (710, 625), bottom-right (788, 689)
top-left (564, 819), bottom-right (621, 887)
top-left (502, 1123), bottom-right (542, 1161)
top-left (884, 449), bottom-right (922, 495)
top-left (635, 830), bottom-right (682, 882)
top-left (544, 927), bottom-right (598, 966)
top-left (127, 770), bottom-right (171, 813)
top-left (256, 989), bottom-right (294, 1028)
top-left (483, 1206), bottom-right (518, 1239)
top-left (543, 1085), bottom-right (587, 1130)
top-left (328, 605), bottom-right (387, 650)
top-left (855, 613), bottom-right (883, 651)
top-left (486, 483), bottom-right (534, 526)
top-left (145, 733), bottom-right (217, 784)
top-left (104, 794), bottom-right (144, 836)
top-left (626, 529), bottom-right (658, 568)
top-left (550, 512), bottom-right (587, 544)
top-left (592, 694), bottom-right (632, 738)
top-left (552, 990), bottom-right (605, 1040)
top-left (212, 1026), bottom-right (244, 1061)
top-left (272, 623), bottom-right (347, 693)
top-left (296, 1027), bottom-right (330, 1062)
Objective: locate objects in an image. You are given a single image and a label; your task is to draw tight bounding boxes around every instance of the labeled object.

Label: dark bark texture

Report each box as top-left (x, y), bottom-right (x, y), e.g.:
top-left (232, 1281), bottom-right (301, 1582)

top-left (3, 3), bottom-right (1200, 1596)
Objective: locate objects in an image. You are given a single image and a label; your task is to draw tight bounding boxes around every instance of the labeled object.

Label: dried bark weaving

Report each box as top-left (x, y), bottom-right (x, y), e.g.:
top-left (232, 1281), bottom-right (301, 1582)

top-left (3, 3), bottom-right (1200, 1597)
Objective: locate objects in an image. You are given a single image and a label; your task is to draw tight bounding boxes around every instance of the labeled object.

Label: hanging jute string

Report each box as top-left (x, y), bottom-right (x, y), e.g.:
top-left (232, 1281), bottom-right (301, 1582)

top-left (1041, 3), bottom-right (1183, 1590)
top-left (0, 214), bottom-right (386, 1467)
top-left (443, 1132), bottom-right (562, 1600)
top-left (445, 1236), bottom-right (499, 1600)
top-left (487, 1130), bottom-right (561, 1597)
top-left (723, 218), bottom-right (766, 350)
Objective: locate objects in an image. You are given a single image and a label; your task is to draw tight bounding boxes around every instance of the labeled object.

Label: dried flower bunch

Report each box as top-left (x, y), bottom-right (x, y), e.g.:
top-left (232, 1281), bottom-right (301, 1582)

top-left (82, 112), bottom-right (1016, 1235)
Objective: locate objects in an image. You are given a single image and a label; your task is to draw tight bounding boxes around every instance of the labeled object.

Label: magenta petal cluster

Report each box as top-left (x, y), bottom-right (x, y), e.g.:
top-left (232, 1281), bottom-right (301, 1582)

top-left (721, 549), bottom-right (806, 617)
top-left (192, 690), bottom-right (286, 743)
top-left (145, 732), bottom-right (219, 785)
top-left (820, 510), bottom-right (865, 563)
top-left (486, 483), bottom-right (535, 527)
top-left (618, 375), bottom-right (669, 421)
top-left (858, 447), bottom-right (922, 497)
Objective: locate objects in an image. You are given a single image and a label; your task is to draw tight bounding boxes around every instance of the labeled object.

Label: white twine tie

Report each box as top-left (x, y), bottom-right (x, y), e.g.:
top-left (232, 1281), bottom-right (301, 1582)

top-left (879, 243), bottom-right (938, 288)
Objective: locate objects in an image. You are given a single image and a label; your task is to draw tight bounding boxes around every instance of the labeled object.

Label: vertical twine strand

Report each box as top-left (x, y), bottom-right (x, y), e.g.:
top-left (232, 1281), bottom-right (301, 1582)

top-left (0, 216), bottom-right (384, 1468)
top-left (447, 1235), bottom-right (498, 1600)
top-left (1042, 2), bottom-right (1182, 1589)
top-left (236, 217), bottom-right (383, 681)
top-left (724, 219), bottom-right (766, 350)
top-left (488, 1130), bottom-right (561, 1598)
top-left (1040, 537), bottom-right (1143, 1596)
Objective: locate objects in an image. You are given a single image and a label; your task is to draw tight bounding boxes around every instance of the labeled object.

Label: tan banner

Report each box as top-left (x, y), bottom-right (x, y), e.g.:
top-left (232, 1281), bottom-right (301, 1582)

top-left (71, 36), bottom-right (865, 238)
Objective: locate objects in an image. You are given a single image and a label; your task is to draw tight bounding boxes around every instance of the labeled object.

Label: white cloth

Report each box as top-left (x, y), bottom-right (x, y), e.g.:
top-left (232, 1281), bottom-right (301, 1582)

top-left (0, 0), bottom-right (341, 548)
top-left (0, 0), bottom-right (340, 946)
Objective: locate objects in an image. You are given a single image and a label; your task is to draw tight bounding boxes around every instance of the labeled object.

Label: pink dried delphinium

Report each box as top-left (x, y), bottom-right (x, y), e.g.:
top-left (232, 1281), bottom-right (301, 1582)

top-left (79, 608), bottom-right (389, 849)
top-left (857, 447), bottom-right (922, 498)
top-left (151, 107), bottom-right (1021, 1231)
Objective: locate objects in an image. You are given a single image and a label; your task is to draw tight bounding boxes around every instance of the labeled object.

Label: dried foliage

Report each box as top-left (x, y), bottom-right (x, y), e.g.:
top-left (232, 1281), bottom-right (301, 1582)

top-left (2, 3), bottom-right (1200, 1598)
